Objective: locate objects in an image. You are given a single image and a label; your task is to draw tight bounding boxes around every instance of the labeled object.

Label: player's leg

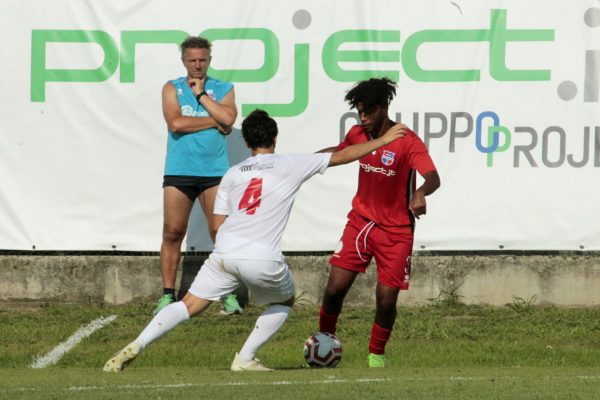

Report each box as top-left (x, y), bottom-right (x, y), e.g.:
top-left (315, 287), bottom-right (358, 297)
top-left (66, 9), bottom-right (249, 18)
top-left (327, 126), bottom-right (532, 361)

top-left (141, 293), bottom-right (212, 348)
top-left (367, 282), bottom-right (400, 367)
top-left (373, 282), bottom-right (400, 329)
top-left (231, 260), bottom-right (295, 371)
top-left (232, 297), bottom-right (294, 371)
top-left (104, 293), bottom-right (211, 372)
top-left (238, 296), bottom-right (294, 359)
top-left (199, 181), bottom-right (245, 315)
top-left (105, 255), bottom-right (226, 372)
top-left (320, 211), bottom-right (371, 334)
top-left (156, 185), bottom-right (195, 314)
top-left (367, 226), bottom-right (413, 367)
top-left (319, 266), bottom-right (358, 334)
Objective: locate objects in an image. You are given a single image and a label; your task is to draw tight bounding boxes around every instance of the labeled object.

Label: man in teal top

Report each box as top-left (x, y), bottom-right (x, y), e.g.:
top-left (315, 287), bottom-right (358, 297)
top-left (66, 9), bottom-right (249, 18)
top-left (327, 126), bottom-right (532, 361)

top-left (156, 36), bottom-right (241, 315)
top-left (164, 74), bottom-right (232, 176)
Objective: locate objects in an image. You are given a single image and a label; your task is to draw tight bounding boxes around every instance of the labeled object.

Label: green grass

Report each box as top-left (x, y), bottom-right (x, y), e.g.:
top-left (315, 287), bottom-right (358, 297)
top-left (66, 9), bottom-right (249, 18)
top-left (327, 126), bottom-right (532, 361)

top-left (1, 301), bottom-right (600, 399)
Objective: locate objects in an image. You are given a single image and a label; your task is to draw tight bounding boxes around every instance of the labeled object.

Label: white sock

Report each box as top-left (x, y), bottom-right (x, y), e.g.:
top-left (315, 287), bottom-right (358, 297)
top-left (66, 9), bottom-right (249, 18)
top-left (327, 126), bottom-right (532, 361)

top-left (238, 304), bottom-right (291, 362)
top-left (135, 301), bottom-right (190, 348)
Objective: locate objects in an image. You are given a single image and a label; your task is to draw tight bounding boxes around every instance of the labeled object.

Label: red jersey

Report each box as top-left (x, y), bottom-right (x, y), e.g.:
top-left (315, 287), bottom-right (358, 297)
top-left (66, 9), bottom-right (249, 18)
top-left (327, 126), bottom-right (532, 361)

top-left (337, 125), bottom-right (437, 231)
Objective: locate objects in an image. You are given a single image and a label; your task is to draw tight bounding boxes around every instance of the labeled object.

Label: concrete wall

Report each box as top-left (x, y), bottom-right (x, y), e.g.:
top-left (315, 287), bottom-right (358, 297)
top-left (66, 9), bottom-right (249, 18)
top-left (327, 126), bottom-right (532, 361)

top-left (1, 253), bottom-right (599, 307)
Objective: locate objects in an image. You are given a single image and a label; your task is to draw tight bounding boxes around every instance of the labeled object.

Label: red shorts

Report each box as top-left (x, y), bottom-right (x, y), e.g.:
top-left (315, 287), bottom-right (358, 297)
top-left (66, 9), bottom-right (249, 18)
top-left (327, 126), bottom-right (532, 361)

top-left (329, 210), bottom-right (414, 290)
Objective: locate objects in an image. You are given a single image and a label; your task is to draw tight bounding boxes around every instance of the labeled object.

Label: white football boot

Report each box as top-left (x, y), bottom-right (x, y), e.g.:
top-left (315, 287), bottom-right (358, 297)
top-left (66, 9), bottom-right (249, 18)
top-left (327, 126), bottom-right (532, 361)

top-left (230, 352), bottom-right (273, 371)
top-left (103, 341), bottom-right (142, 372)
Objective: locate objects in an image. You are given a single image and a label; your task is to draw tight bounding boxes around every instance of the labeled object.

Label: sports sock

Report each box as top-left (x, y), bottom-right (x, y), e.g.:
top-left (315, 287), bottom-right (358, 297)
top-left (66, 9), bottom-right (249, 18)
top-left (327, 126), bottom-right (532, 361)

top-left (163, 288), bottom-right (176, 298)
top-left (136, 301), bottom-right (190, 348)
top-left (368, 322), bottom-right (392, 355)
top-left (238, 304), bottom-right (291, 362)
top-left (319, 306), bottom-right (339, 335)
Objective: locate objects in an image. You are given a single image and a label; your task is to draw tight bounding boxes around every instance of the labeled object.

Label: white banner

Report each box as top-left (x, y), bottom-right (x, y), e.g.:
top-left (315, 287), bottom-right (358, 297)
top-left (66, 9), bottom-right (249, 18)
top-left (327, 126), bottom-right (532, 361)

top-left (0, 0), bottom-right (598, 251)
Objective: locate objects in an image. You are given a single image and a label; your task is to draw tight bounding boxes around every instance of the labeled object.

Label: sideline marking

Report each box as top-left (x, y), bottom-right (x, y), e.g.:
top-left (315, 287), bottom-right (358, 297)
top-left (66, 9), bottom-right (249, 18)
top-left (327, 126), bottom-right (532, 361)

top-left (30, 315), bottom-right (117, 369)
top-left (62, 375), bottom-right (600, 392)
top-left (4, 376), bottom-right (600, 394)
top-left (68, 378), bottom-right (389, 391)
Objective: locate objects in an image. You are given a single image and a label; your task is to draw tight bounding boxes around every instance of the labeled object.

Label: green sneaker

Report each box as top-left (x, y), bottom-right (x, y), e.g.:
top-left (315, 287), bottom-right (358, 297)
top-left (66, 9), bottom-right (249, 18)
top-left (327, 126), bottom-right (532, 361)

top-left (220, 294), bottom-right (243, 315)
top-left (153, 294), bottom-right (175, 315)
top-left (368, 353), bottom-right (386, 368)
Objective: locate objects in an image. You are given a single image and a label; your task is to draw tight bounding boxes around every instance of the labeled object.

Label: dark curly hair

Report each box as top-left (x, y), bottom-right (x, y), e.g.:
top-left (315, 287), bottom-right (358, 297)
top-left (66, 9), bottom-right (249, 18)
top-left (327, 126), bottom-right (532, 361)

top-left (180, 36), bottom-right (212, 58)
top-left (242, 109), bottom-right (278, 149)
top-left (344, 77), bottom-right (397, 111)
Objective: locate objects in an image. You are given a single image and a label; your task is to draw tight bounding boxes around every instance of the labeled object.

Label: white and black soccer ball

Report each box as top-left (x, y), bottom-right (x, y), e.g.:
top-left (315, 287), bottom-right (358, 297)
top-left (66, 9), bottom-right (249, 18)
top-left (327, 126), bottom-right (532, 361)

top-left (303, 332), bottom-right (342, 367)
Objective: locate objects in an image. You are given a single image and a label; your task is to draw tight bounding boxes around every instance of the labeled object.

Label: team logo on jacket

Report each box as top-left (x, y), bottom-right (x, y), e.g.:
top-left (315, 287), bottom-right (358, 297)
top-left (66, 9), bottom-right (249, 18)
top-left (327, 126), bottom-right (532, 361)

top-left (381, 150), bottom-right (395, 166)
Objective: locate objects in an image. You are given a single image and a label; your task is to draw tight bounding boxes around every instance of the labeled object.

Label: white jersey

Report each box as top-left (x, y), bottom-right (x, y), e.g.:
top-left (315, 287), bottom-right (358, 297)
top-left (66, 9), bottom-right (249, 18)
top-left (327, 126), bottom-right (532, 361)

top-left (212, 152), bottom-right (331, 261)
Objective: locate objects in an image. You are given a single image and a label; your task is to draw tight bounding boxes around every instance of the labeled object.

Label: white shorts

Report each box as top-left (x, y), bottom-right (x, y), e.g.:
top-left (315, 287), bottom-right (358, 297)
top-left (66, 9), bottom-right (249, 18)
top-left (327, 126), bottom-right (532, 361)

top-left (188, 253), bottom-right (295, 306)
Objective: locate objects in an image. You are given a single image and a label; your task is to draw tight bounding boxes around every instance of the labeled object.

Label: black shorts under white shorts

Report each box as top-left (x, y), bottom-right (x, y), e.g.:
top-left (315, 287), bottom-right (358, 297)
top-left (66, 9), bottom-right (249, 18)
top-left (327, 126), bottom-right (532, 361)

top-left (163, 175), bottom-right (222, 201)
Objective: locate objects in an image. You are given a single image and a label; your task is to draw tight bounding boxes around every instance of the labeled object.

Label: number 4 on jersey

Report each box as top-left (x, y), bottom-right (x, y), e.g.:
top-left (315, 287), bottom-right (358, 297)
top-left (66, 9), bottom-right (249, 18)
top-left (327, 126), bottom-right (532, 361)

top-left (238, 177), bottom-right (263, 215)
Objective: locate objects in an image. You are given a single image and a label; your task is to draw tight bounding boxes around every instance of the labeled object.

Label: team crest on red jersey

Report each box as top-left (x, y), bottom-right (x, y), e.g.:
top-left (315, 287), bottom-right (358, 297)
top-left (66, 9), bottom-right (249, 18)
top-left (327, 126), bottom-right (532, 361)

top-left (381, 150), bottom-right (395, 166)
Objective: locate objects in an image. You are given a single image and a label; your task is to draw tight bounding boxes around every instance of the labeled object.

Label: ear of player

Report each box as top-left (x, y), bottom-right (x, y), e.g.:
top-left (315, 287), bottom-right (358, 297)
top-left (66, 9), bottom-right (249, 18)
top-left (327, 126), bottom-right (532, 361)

top-left (303, 332), bottom-right (343, 368)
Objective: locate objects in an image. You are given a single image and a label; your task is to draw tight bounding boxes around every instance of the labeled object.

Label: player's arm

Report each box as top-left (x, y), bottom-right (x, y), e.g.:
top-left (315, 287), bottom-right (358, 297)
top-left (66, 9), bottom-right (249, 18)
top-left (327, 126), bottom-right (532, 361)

top-left (210, 175), bottom-right (231, 241)
top-left (316, 146), bottom-right (337, 153)
top-left (162, 82), bottom-right (221, 134)
top-left (197, 88), bottom-right (237, 133)
top-left (328, 124), bottom-right (406, 166)
top-left (210, 214), bottom-right (228, 241)
top-left (409, 170), bottom-right (441, 219)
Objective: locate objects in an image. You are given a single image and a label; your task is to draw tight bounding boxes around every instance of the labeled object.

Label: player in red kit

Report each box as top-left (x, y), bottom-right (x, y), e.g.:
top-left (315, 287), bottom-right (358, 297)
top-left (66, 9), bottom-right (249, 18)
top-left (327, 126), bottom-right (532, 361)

top-left (318, 77), bottom-right (441, 367)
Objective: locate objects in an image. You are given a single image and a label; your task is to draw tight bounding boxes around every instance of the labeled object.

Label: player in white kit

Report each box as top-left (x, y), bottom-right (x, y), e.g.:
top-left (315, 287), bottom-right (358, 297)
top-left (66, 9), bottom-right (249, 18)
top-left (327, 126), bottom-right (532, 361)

top-left (104, 109), bottom-right (406, 372)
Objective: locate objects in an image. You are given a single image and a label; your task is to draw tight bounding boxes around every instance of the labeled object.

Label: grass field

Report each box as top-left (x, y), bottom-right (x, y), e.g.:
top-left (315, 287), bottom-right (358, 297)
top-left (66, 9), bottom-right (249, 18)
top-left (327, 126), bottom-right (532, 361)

top-left (1, 300), bottom-right (600, 399)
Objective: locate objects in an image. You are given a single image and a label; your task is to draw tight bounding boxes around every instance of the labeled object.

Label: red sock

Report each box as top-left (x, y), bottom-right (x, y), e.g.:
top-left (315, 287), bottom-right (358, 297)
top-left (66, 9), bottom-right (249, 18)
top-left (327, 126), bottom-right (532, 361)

top-left (369, 323), bottom-right (392, 355)
top-left (319, 306), bottom-right (339, 334)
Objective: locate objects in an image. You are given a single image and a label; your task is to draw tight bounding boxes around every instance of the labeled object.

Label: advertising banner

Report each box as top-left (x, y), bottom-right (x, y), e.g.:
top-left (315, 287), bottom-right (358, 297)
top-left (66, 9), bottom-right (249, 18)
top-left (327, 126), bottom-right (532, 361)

top-left (0, 0), bottom-right (598, 251)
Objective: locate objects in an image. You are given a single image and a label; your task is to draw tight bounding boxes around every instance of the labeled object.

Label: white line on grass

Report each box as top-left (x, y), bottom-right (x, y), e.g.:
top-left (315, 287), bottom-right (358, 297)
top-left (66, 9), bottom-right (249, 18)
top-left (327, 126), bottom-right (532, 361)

top-left (1, 376), bottom-right (594, 394)
top-left (68, 378), bottom-right (389, 391)
top-left (30, 315), bottom-right (117, 369)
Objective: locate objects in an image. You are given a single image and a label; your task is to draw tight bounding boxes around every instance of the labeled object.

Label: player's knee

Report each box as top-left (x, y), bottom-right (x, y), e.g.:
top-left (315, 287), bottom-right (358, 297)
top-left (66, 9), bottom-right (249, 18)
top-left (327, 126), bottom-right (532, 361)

top-left (162, 224), bottom-right (186, 243)
top-left (376, 293), bottom-right (398, 311)
top-left (324, 285), bottom-right (346, 304)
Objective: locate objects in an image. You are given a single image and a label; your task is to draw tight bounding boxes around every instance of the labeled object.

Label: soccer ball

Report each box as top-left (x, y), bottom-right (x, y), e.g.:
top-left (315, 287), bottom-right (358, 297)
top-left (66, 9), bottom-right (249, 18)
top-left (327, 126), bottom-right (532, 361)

top-left (303, 332), bottom-right (342, 367)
